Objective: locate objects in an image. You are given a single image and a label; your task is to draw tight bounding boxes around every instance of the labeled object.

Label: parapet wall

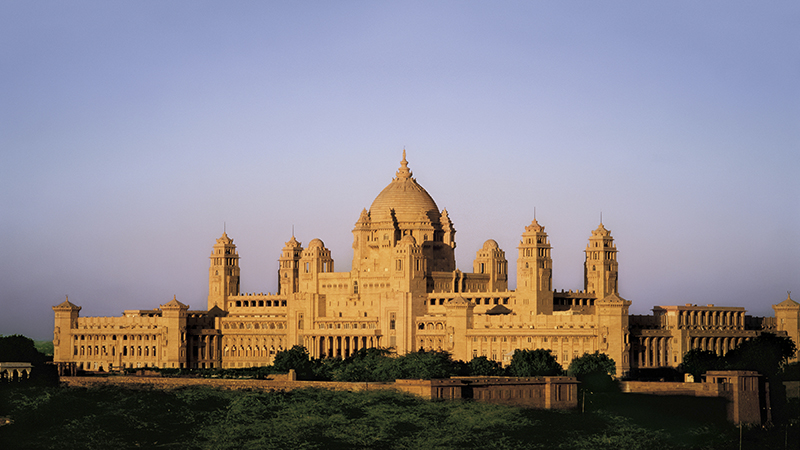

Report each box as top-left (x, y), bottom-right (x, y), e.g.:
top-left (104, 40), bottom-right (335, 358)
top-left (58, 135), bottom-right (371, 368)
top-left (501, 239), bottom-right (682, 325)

top-left (620, 371), bottom-right (762, 425)
top-left (620, 381), bottom-right (724, 397)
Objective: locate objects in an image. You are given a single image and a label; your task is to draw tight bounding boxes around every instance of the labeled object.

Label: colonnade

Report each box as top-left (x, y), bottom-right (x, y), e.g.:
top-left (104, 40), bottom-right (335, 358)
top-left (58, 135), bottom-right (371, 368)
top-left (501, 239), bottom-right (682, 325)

top-left (690, 336), bottom-right (746, 355)
top-left (0, 363), bottom-right (32, 382)
top-left (635, 336), bottom-right (671, 368)
top-left (679, 310), bottom-right (744, 328)
top-left (635, 335), bottom-right (751, 368)
top-left (188, 334), bottom-right (219, 368)
top-left (304, 335), bottom-right (381, 359)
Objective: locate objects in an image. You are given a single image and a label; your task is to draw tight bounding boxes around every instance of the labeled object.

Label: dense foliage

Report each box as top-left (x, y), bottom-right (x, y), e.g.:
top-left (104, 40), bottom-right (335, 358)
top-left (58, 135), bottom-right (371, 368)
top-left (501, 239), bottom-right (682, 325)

top-left (3, 384), bottom-right (790, 450)
top-left (568, 352), bottom-right (617, 392)
top-left (680, 333), bottom-right (796, 379)
top-left (680, 349), bottom-right (725, 381)
top-left (679, 333), bottom-right (797, 422)
top-left (0, 335), bottom-right (58, 386)
top-left (33, 340), bottom-right (54, 358)
top-left (0, 335), bottom-right (47, 365)
top-left (506, 349), bottom-right (564, 377)
top-left (468, 355), bottom-right (504, 376)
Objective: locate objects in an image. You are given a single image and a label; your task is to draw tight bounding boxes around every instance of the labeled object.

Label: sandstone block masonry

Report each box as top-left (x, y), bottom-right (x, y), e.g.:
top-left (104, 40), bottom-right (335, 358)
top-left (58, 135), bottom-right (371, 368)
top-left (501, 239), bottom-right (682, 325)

top-left (53, 153), bottom-right (800, 376)
top-left (621, 371), bottom-right (763, 425)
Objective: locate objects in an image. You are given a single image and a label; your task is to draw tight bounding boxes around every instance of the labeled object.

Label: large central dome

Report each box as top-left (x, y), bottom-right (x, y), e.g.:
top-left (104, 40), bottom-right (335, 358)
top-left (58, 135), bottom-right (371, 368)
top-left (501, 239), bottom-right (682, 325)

top-left (369, 152), bottom-right (439, 223)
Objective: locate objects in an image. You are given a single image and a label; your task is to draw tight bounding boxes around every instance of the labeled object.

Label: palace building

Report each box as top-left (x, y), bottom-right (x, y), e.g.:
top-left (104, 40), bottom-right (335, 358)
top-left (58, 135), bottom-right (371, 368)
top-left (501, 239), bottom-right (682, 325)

top-left (53, 153), bottom-right (800, 374)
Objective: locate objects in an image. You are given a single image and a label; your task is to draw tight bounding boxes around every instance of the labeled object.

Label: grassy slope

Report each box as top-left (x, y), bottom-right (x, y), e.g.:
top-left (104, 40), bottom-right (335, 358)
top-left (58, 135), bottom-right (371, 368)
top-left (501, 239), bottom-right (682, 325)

top-left (0, 385), bottom-right (796, 450)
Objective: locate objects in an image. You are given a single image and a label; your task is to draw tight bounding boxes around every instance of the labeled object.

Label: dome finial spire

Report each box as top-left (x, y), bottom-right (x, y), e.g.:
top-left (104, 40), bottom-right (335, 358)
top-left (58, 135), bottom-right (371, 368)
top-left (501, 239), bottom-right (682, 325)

top-left (396, 149), bottom-right (412, 179)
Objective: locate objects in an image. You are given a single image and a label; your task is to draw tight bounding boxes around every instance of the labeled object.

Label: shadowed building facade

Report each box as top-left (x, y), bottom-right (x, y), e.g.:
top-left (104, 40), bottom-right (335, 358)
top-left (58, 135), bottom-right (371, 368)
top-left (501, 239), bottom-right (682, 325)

top-left (52, 153), bottom-right (799, 374)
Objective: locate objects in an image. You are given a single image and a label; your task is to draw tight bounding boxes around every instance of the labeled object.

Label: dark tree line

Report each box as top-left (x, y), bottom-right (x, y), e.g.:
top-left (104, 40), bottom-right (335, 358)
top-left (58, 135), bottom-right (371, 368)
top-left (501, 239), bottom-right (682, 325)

top-left (680, 333), bottom-right (796, 381)
top-left (680, 333), bottom-right (797, 423)
top-left (0, 335), bottom-right (59, 386)
top-left (267, 345), bottom-right (616, 384)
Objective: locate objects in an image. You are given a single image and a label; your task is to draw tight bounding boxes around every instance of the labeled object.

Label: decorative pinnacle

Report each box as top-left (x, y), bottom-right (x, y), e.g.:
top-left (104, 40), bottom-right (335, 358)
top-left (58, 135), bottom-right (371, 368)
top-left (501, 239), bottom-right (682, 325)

top-left (396, 149), bottom-right (412, 179)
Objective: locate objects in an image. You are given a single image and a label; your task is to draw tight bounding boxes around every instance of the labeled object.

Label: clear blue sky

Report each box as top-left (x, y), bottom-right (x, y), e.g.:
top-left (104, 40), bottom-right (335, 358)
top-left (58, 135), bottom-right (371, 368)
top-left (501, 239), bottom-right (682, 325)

top-left (1, 2), bottom-right (798, 340)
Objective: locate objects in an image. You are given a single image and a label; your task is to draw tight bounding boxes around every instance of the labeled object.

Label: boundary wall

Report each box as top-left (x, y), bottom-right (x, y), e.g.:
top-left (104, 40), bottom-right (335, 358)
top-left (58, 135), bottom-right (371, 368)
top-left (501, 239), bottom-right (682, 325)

top-left (620, 371), bottom-right (762, 425)
top-left (60, 374), bottom-right (579, 409)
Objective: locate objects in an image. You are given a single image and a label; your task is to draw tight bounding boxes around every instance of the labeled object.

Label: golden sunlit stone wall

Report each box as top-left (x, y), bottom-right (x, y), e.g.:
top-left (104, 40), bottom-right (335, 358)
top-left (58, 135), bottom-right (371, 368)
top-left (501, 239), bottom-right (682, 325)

top-left (53, 153), bottom-right (798, 373)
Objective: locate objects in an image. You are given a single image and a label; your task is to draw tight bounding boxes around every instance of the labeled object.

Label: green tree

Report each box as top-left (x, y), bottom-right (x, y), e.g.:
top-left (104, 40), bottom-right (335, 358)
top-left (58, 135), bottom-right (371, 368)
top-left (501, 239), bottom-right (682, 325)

top-left (394, 349), bottom-right (459, 379)
top-left (568, 351), bottom-right (616, 392)
top-left (724, 333), bottom-right (796, 377)
top-left (781, 361), bottom-right (800, 381)
top-left (507, 349), bottom-right (563, 377)
top-left (272, 345), bottom-right (314, 379)
top-left (0, 335), bottom-right (47, 364)
top-left (725, 333), bottom-right (797, 422)
top-left (0, 334), bottom-right (58, 385)
top-left (34, 340), bottom-right (54, 358)
top-left (680, 349), bottom-right (724, 382)
top-left (468, 355), bottom-right (505, 376)
top-left (332, 347), bottom-right (392, 382)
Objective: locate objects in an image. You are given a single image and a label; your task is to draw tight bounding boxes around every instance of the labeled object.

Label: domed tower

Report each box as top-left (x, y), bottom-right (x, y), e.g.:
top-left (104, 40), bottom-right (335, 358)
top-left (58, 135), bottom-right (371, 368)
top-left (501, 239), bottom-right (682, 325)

top-left (352, 151), bottom-right (456, 278)
top-left (473, 239), bottom-right (508, 292)
top-left (393, 234), bottom-right (426, 292)
top-left (516, 219), bottom-right (553, 314)
top-left (584, 222), bottom-right (618, 298)
top-left (208, 232), bottom-right (240, 310)
top-left (299, 238), bottom-right (334, 293)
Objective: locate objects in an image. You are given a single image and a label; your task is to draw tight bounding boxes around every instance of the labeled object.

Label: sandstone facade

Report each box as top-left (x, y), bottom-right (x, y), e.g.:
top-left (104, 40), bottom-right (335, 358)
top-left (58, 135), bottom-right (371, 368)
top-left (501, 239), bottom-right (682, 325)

top-left (53, 152), bottom-right (799, 375)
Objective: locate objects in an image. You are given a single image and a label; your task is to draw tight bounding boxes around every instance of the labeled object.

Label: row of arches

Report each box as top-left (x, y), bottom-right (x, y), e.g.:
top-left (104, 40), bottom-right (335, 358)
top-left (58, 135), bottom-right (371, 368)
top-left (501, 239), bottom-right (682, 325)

top-left (691, 336), bottom-right (748, 355)
top-left (222, 321), bottom-right (285, 330)
top-left (223, 345), bottom-right (281, 358)
top-left (418, 322), bottom-right (445, 331)
top-left (74, 334), bottom-right (157, 342)
top-left (73, 345), bottom-right (156, 358)
top-left (633, 335), bottom-right (752, 368)
top-left (678, 310), bottom-right (744, 328)
top-left (233, 299), bottom-right (286, 308)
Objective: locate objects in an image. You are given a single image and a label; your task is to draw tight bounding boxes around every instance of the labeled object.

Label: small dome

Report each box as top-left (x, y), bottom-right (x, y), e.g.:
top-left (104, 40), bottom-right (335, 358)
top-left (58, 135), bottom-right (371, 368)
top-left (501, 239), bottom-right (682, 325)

top-left (308, 238), bottom-right (325, 248)
top-left (399, 234), bottom-right (417, 245)
top-left (482, 239), bottom-right (499, 250)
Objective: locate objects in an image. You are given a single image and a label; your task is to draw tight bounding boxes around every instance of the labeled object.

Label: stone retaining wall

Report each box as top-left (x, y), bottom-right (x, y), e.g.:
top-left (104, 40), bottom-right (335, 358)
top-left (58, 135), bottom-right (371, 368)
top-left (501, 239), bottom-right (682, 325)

top-left (620, 380), bottom-right (724, 397)
top-left (59, 374), bottom-right (579, 410)
top-left (61, 376), bottom-right (392, 393)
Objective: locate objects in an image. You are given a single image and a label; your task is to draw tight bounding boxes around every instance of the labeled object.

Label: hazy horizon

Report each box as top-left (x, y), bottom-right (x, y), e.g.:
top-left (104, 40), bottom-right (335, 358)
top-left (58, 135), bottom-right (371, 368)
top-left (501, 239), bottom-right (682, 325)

top-left (1, 2), bottom-right (797, 340)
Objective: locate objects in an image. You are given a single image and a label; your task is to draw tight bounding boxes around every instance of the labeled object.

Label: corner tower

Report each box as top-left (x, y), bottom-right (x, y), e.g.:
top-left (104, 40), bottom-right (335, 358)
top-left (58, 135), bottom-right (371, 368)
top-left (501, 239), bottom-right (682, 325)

top-left (773, 292), bottom-right (800, 362)
top-left (584, 223), bottom-right (618, 298)
top-left (52, 297), bottom-right (81, 365)
top-left (208, 232), bottom-right (240, 310)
